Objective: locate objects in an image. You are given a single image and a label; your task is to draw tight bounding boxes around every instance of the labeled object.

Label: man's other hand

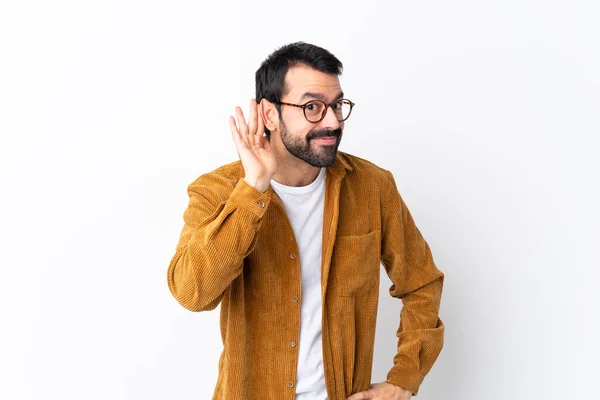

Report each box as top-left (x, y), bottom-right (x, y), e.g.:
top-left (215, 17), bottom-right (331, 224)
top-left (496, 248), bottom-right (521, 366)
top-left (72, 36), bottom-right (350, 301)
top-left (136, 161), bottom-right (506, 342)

top-left (346, 382), bottom-right (412, 400)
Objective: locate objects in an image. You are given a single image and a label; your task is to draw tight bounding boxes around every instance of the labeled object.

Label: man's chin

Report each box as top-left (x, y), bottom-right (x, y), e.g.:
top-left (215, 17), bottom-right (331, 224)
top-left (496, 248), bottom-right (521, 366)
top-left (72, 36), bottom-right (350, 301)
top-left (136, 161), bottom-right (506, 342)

top-left (310, 138), bottom-right (341, 151)
top-left (311, 149), bottom-right (339, 168)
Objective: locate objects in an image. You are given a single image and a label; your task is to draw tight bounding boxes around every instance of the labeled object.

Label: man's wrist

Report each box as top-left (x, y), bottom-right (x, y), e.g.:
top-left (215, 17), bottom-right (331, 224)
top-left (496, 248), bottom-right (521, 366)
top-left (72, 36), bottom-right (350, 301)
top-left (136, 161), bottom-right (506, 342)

top-left (243, 176), bottom-right (269, 193)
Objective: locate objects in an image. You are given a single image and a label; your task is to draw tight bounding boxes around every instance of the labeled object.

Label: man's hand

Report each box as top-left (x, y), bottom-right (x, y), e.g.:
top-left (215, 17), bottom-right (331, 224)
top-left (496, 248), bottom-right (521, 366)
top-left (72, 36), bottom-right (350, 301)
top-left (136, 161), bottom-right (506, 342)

top-left (346, 382), bottom-right (412, 400)
top-left (229, 99), bottom-right (278, 193)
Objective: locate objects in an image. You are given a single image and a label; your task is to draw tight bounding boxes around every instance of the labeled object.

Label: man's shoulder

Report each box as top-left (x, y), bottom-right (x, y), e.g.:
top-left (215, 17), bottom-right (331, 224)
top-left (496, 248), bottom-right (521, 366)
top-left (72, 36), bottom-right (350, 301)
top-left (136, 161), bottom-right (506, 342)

top-left (187, 159), bottom-right (244, 195)
top-left (185, 152), bottom-right (394, 194)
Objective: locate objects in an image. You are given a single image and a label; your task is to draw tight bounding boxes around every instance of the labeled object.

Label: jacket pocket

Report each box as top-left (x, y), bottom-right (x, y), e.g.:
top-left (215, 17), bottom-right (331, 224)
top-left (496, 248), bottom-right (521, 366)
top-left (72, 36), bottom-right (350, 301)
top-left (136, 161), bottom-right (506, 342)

top-left (330, 230), bottom-right (381, 297)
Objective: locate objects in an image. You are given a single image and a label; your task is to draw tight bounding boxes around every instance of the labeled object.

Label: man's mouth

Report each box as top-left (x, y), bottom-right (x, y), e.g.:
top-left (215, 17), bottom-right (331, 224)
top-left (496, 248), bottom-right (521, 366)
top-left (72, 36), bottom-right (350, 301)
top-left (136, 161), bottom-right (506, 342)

top-left (312, 136), bottom-right (338, 144)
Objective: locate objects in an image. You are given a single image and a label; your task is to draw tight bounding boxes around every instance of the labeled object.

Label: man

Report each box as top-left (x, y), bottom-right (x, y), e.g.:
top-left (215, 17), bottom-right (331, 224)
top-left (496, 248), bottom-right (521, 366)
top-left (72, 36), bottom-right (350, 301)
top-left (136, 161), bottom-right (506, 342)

top-left (167, 42), bottom-right (445, 400)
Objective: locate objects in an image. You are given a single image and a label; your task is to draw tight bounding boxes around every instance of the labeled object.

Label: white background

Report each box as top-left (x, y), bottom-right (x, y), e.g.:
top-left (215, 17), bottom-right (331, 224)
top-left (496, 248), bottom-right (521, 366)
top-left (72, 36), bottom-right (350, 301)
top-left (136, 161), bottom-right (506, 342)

top-left (1, 1), bottom-right (598, 399)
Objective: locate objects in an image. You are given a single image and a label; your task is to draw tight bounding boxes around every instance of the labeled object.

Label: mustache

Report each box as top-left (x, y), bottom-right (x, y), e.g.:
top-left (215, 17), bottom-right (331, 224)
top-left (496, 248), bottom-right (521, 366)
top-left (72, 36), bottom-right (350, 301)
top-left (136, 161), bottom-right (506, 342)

top-left (308, 128), bottom-right (342, 140)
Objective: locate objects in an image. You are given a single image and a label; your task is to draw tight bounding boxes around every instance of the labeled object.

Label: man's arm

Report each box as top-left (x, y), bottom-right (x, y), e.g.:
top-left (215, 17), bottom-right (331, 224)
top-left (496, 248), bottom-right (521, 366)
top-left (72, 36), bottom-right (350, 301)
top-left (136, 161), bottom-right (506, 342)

top-left (166, 175), bottom-right (272, 312)
top-left (168, 99), bottom-right (278, 312)
top-left (380, 170), bottom-right (445, 396)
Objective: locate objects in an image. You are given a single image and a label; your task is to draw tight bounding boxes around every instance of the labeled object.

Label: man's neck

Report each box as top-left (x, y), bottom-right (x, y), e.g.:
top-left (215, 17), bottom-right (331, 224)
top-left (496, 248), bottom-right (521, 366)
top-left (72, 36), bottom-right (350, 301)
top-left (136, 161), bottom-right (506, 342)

top-left (271, 154), bottom-right (321, 187)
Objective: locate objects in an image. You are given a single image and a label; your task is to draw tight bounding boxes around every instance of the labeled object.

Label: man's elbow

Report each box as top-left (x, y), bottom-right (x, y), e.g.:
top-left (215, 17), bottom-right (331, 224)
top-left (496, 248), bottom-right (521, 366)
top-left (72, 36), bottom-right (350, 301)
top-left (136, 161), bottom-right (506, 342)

top-left (168, 281), bottom-right (225, 312)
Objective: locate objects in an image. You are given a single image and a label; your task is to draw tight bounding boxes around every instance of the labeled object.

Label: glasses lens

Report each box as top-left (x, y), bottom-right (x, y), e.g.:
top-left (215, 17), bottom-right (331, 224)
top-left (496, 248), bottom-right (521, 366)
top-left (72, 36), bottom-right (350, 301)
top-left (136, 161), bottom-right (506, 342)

top-left (303, 99), bottom-right (353, 122)
top-left (305, 100), bottom-right (326, 122)
top-left (333, 100), bottom-right (352, 121)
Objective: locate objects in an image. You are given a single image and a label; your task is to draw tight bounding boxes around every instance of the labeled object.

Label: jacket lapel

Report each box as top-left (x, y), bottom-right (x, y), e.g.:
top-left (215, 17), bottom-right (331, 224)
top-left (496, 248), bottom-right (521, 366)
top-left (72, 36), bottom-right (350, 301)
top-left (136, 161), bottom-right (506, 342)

top-left (260, 151), bottom-right (353, 299)
top-left (321, 152), bottom-right (352, 300)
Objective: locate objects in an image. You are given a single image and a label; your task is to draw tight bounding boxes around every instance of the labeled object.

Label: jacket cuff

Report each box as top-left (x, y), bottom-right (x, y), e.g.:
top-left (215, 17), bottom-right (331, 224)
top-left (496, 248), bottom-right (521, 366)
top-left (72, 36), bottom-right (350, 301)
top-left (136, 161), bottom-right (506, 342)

top-left (385, 365), bottom-right (425, 396)
top-left (229, 178), bottom-right (272, 218)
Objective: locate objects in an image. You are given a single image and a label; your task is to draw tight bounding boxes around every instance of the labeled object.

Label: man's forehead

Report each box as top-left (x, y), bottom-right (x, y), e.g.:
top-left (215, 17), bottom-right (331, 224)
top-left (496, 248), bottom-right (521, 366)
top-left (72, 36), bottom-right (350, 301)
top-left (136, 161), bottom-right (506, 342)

top-left (284, 66), bottom-right (341, 100)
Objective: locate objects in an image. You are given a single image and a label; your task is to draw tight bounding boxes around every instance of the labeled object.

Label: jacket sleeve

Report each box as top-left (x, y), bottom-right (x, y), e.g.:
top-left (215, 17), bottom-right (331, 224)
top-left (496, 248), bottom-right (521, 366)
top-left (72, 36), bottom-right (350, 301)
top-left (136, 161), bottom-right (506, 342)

top-left (380, 170), bottom-right (445, 396)
top-left (167, 175), bottom-right (272, 312)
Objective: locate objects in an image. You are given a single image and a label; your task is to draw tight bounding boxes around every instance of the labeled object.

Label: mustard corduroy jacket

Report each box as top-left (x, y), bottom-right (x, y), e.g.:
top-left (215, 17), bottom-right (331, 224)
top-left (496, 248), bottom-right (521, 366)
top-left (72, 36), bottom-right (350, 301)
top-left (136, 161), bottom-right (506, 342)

top-left (167, 151), bottom-right (445, 399)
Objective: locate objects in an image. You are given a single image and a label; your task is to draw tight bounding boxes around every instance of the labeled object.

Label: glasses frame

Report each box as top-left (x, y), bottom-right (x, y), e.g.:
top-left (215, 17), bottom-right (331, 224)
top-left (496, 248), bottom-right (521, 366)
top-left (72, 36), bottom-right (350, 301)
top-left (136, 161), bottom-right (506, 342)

top-left (275, 98), bottom-right (355, 123)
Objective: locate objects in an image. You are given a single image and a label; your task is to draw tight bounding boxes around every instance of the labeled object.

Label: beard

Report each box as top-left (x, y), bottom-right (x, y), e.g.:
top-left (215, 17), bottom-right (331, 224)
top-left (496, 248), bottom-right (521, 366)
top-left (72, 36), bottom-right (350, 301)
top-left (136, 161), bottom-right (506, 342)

top-left (279, 121), bottom-right (343, 168)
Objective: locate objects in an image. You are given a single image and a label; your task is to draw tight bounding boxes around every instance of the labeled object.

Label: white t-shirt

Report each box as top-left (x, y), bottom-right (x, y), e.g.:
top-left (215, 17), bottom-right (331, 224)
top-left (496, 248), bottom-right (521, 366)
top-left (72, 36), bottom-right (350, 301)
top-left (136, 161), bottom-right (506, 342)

top-left (270, 167), bottom-right (328, 400)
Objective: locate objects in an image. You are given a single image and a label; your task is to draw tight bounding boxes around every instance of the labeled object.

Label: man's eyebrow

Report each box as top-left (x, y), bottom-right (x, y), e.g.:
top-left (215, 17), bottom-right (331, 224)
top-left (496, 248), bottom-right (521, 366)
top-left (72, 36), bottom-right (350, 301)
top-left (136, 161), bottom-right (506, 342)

top-left (299, 91), bottom-right (344, 102)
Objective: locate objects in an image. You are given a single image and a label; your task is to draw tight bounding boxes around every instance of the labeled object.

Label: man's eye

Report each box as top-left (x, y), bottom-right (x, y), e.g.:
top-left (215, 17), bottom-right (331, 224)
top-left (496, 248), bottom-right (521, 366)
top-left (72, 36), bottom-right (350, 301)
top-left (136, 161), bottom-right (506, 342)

top-left (333, 102), bottom-right (343, 110)
top-left (306, 104), bottom-right (316, 111)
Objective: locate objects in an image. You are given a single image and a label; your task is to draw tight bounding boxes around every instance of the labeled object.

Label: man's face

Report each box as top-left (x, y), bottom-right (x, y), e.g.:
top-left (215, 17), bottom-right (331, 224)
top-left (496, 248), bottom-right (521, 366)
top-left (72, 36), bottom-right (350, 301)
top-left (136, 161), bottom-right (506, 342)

top-left (277, 65), bottom-right (344, 168)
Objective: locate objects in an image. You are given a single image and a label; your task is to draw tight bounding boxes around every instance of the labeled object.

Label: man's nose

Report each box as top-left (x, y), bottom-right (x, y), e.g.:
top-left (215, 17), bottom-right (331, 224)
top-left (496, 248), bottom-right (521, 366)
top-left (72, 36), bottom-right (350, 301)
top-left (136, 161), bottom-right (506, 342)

top-left (319, 105), bottom-right (341, 130)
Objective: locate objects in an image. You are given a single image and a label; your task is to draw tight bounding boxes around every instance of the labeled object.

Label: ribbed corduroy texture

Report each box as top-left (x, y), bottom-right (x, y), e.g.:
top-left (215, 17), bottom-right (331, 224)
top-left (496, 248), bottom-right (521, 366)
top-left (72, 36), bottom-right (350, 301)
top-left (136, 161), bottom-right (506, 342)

top-left (167, 151), bottom-right (445, 399)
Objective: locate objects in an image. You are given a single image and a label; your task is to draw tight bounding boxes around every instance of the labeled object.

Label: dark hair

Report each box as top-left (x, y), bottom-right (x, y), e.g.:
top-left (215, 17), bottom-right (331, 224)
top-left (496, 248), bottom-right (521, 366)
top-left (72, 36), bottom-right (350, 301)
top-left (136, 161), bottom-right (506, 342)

top-left (255, 42), bottom-right (343, 138)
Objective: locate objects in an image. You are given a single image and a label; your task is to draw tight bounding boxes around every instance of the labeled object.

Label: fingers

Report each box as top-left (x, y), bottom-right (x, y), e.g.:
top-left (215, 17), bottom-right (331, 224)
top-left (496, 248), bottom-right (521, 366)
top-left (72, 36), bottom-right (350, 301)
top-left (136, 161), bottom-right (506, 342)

top-left (234, 106), bottom-right (252, 147)
top-left (229, 116), bottom-right (246, 150)
top-left (235, 106), bottom-right (248, 133)
top-left (248, 99), bottom-right (257, 137)
top-left (256, 101), bottom-right (265, 143)
top-left (231, 100), bottom-right (266, 149)
top-left (248, 99), bottom-right (262, 147)
top-left (346, 389), bottom-right (375, 400)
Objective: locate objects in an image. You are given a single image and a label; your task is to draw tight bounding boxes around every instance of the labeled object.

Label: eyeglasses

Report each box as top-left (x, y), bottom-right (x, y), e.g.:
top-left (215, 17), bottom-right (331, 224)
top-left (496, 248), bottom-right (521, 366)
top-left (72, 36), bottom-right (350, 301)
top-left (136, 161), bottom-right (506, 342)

top-left (275, 98), bottom-right (355, 123)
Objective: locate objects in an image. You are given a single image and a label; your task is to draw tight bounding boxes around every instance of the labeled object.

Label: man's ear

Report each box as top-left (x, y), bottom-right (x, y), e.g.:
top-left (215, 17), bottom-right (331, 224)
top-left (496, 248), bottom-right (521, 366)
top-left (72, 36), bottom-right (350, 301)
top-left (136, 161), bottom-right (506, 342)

top-left (260, 99), bottom-right (279, 131)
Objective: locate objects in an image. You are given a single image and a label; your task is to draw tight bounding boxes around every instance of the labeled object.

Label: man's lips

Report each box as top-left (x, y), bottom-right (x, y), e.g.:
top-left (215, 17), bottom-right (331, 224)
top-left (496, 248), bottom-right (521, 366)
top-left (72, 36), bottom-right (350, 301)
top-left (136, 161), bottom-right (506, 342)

top-left (312, 136), bottom-right (338, 144)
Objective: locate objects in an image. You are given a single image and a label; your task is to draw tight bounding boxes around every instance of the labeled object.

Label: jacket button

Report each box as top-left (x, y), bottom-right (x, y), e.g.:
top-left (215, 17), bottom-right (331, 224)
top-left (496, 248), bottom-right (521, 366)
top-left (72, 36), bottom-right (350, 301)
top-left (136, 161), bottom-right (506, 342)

top-left (290, 252), bottom-right (296, 259)
top-left (290, 341), bottom-right (296, 348)
top-left (292, 296), bottom-right (298, 302)
top-left (257, 200), bottom-right (265, 207)
top-left (288, 381), bottom-right (294, 388)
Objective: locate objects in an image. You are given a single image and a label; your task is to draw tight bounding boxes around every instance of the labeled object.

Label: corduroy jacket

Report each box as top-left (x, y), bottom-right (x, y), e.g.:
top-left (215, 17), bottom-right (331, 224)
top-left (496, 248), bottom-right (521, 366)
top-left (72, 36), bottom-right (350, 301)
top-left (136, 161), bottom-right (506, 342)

top-left (167, 151), bottom-right (445, 399)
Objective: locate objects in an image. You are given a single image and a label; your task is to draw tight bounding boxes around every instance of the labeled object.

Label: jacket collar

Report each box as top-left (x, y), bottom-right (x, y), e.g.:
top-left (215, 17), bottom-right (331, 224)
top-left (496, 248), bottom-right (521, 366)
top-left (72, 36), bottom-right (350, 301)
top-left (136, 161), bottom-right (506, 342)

top-left (258, 150), bottom-right (353, 188)
top-left (264, 151), bottom-right (352, 210)
top-left (327, 151), bottom-right (353, 179)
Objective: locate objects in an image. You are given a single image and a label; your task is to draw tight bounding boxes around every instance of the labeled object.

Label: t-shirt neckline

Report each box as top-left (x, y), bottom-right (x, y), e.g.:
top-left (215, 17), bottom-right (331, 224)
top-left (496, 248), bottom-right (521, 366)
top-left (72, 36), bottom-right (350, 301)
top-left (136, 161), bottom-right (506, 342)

top-left (270, 167), bottom-right (326, 195)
